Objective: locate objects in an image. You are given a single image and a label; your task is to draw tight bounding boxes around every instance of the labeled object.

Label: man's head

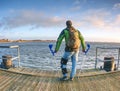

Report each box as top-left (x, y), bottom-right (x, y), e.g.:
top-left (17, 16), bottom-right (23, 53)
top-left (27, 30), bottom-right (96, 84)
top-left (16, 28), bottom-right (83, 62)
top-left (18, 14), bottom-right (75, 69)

top-left (66, 20), bottom-right (72, 28)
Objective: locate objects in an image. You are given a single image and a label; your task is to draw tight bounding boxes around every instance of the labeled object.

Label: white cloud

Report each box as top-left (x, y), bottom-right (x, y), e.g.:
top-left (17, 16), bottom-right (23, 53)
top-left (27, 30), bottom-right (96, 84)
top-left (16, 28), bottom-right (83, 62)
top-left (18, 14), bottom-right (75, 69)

top-left (72, 0), bottom-right (88, 11)
top-left (1, 9), bottom-right (120, 32)
top-left (74, 0), bottom-right (80, 5)
top-left (71, 6), bottom-right (81, 11)
top-left (113, 3), bottom-right (120, 9)
top-left (80, 9), bottom-right (109, 28)
top-left (74, 0), bottom-right (87, 5)
top-left (0, 22), bottom-right (2, 27)
top-left (75, 9), bottom-right (120, 31)
top-left (114, 14), bottom-right (120, 25)
top-left (0, 10), bottom-right (65, 29)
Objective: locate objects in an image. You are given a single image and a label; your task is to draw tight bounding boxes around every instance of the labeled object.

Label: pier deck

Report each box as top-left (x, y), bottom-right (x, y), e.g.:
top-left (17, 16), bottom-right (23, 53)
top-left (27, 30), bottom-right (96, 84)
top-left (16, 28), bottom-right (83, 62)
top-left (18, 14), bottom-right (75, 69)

top-left (0, 68), bottom-right (120, 91)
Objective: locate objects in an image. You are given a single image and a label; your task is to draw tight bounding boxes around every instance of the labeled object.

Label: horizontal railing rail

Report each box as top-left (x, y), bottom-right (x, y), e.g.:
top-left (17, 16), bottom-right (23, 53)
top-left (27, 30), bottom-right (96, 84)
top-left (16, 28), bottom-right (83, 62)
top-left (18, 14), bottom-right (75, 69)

top-left (0, 45), bottom-right (20, 67)
top-left (95, 47), bottom-right (120, 70)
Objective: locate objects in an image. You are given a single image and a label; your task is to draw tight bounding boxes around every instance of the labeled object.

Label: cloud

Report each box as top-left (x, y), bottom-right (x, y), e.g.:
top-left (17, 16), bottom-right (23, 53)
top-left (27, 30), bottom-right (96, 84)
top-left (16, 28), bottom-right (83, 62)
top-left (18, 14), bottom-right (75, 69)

top-left (113, 3), bottom-right (120, 9)
top-left (71, 6), bottom-right (81, 11)
top-left (74, 0), bottom-right (87, 5)
top-left (0, 10), bottom-right (65, 29)
top-left (76, 9), bottom-right (120, 31)
top-left (0, 22), bottom-right (2, 27)
top-left (1, 9), bottom-right (120, 32)
top-left (72, 0), bottom-right (86, 11)
top-left (72, 0), bottom-right (88, 11)
top-left (81, 9), bottom-right (109, 27)
top-left (114, 14), bottom-right (120, 25)
top-left (74, 0), bottom-right (80, 5)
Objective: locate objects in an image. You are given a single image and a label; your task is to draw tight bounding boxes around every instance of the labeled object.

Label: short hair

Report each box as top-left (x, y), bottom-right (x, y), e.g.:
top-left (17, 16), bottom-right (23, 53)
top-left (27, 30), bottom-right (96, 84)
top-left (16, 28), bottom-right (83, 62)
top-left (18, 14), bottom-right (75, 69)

top-left (66, 20), bottom-right (72, 26)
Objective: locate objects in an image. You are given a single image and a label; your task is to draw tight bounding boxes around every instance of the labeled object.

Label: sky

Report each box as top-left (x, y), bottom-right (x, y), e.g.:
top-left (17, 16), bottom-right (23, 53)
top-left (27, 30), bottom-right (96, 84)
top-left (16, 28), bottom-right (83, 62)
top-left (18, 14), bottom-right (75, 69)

top-left (0, 0), bottom-right (120, 42)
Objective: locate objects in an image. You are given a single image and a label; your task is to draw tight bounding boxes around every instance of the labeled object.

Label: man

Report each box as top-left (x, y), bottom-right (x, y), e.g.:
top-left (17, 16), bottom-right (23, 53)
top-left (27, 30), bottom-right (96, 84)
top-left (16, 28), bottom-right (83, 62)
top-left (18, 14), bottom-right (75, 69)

top-left (54, 20), bottom-right (86, 81)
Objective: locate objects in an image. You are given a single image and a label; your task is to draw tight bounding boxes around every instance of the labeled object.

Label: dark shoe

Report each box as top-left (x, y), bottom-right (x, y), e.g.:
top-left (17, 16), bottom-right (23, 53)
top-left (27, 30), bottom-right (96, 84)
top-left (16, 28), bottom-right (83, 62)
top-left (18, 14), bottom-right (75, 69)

top-left (59, 76), bottom-right (68, 81)
top-left (70, 77), bottom-right (74, 81)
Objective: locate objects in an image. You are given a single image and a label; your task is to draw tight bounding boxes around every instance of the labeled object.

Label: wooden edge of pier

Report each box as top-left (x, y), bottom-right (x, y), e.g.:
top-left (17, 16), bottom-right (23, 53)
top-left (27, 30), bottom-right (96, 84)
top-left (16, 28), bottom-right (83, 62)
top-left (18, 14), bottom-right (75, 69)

top-left (0, 67), bottom-right (120, 78)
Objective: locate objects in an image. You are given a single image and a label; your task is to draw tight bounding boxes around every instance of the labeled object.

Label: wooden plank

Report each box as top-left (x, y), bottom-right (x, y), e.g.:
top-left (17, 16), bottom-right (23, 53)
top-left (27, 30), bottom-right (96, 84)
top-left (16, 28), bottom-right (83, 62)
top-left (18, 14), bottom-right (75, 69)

top-left (2, 74), bottom-right (23, 91)
top-left (0, 68), bottom-right (120, 91)
top-left (0, 73), bottom-right (19, 90)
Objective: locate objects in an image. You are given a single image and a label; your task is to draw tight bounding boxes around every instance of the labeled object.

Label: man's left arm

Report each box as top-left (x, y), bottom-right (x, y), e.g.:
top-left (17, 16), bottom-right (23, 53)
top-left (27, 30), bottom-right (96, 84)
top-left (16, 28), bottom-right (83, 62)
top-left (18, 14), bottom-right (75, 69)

top-left (78, 31), bottom-right (86, 52)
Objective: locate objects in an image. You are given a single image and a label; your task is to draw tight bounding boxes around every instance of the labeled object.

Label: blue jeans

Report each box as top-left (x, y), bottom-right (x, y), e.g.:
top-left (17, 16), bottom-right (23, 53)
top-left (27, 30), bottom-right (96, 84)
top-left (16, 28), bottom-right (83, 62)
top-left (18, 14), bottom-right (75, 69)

top-left (61, 51), bottom-right (79, 78)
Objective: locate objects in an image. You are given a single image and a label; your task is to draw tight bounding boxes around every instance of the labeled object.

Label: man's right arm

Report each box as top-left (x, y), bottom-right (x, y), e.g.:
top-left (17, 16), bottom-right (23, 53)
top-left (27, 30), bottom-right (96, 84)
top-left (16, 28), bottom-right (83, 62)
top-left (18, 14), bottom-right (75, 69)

top-left (55, 30), bottom-right (65, 52)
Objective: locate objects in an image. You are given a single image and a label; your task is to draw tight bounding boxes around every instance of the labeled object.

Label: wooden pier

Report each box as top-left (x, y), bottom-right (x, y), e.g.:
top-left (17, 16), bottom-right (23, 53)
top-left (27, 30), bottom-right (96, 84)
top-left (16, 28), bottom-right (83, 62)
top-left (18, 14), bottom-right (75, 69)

top-left (0, 68), bottom-right (120, 91)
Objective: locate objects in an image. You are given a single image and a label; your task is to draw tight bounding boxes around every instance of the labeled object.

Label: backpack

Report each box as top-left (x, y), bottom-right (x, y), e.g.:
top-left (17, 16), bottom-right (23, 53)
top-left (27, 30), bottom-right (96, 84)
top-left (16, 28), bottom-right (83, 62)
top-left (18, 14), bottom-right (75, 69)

top-left (66, 28), bottom-right (80, 49)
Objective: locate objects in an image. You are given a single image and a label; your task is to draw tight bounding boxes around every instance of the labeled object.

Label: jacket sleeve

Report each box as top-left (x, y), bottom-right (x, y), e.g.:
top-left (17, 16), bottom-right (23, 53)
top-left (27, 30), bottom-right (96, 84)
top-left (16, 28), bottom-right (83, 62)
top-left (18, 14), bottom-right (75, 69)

top-left (78, 31), bottom-right (86, 51)
top-left (55, 30), bottom-right (65, 52)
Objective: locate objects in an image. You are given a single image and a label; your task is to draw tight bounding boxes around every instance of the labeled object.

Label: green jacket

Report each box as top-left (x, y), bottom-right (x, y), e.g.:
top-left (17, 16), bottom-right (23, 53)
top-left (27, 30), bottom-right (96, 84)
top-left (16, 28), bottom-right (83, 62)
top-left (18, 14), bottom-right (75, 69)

top-left (55, 28), bottom-right (86, 52)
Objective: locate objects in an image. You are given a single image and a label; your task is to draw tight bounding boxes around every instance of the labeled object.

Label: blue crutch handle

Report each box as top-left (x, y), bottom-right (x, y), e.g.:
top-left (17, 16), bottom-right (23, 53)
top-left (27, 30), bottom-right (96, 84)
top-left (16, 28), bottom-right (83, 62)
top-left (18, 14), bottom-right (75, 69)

top-left (84, 44), bottom-right (90, 54)
top-left (49, 44), bottom-right (55, 56)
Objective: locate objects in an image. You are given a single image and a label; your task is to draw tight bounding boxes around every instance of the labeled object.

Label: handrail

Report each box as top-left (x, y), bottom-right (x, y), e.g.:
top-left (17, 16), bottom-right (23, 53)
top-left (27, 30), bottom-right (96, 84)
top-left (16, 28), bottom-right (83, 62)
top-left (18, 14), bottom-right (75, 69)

top-left (96, 47), bottom-right (120, 49)
top-left (0, 45), bottom-right (20, 67)
top-left (95, 47), bottom-right (120, 70)
top-left (0, 45), bottom-right (19, 48)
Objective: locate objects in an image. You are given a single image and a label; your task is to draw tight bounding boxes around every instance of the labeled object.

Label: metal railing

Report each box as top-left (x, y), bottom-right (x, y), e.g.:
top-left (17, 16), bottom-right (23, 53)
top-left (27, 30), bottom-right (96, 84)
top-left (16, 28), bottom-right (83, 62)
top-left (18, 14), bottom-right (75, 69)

top-left (0, 45), bottom-right (20, 67)
top-left (95, 47), bottom-right (120, 70)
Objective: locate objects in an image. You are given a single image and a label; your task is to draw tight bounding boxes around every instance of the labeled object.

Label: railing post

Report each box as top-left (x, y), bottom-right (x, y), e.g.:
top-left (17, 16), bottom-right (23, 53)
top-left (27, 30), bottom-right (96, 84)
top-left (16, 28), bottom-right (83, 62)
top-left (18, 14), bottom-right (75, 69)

top-left (17, 47), bottom-right (20, 67)
top-left (95, 47), bottom-right (98, 69)
top-left (117, 48), bottom-right (120, 69)
top-left (0, 45), bottom-right (20, 68)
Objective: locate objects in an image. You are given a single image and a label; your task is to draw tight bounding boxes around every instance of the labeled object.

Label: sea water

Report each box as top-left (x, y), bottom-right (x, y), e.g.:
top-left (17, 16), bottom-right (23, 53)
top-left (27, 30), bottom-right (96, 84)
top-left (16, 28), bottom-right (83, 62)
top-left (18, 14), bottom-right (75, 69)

top-left (0, 42), bottom-right (120, 70)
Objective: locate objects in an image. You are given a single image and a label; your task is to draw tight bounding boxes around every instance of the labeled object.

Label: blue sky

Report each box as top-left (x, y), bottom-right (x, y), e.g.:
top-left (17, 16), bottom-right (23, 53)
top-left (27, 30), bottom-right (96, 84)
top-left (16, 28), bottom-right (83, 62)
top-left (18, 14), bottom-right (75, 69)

top-left (0, 0), bottom-right (120, 42)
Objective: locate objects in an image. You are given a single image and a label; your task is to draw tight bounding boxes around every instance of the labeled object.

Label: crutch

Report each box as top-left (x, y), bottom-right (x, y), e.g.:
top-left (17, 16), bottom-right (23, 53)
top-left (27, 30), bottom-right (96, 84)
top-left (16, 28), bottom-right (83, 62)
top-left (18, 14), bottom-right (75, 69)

top-left (48, 44), bottom-right (60, 77)
top-left (79, 44), bottom-right (90, 74)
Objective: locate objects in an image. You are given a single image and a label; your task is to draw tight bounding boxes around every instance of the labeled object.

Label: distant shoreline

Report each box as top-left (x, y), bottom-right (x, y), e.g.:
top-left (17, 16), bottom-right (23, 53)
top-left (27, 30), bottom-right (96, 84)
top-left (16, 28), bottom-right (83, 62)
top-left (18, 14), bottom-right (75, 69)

top-left (0, 39), bottom-right (56, 43)
top-left (0, 39), bottom-right (120, 43)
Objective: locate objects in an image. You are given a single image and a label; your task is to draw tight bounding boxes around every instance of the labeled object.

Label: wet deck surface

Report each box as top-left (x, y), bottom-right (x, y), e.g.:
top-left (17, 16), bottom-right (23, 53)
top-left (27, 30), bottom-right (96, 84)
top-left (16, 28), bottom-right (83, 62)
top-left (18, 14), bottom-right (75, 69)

top-left (0, 67), bottom-right (120, 91)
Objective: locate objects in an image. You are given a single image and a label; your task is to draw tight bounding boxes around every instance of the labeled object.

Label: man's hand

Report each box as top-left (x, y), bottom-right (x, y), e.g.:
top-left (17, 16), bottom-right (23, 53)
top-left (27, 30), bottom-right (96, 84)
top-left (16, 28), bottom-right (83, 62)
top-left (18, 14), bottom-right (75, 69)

top-left (54, 50), bottom-right (58, 53)
top-left (82, 49), bottom-right (85, 52)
